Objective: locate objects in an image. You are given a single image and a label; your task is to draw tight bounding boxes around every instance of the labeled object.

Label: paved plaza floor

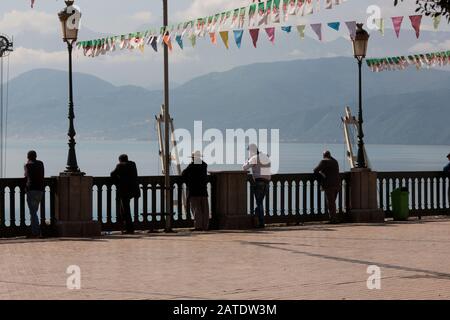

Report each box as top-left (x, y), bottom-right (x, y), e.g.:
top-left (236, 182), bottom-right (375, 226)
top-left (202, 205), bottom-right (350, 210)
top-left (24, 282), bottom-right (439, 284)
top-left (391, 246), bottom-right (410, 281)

top-left (1, 217), bottom-right (450, 300)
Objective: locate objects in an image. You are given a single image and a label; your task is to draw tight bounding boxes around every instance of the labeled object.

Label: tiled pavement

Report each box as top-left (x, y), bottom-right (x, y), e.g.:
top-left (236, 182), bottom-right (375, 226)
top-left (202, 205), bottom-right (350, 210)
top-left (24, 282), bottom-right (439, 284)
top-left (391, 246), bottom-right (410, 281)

top-left (1, 217), bottom-right (450, 300)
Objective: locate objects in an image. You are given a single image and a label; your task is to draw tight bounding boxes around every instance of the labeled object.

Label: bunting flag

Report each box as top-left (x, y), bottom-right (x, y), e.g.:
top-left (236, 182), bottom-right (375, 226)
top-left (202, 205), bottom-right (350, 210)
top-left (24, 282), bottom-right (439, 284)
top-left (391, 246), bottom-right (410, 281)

top-left (366, 50), bottom-right (450, 72)
top-left (433, 16), bottom-right (441, 30)
top-left (249, 28), bottom-right (260, 48)
top-left (163, 34), bottom-right (172, 51)
top-left (310, 23), bottom-right (322, 41)
top-left (150, 37), bottom-right (158, 52)
top-left (258, 1), bottom-right (269, 26)
top-left (209, 32), bottom-right (217, 45)
top-left (281, 26), bottom-right (292, 33)
top-left (77, 0), bottom-right (349, 57)
top-left (392, 16), bottom-right (404, 38)
top-left (189, 34), bottom-right (197, 47)
top-left (409, 15), bottom-right (422, 39)
top-left (296, 25), bottom-right (306, 39)
top-left (327, 22), bottom-right (340, 31)
top-left (265, 27), bottom-right (276, 44)
top-left (175, 35), bottom-right (183, 49)
top-left (272, 0), bottom-right (281, 23)
top-left (345, 21), bottom-right (356, 40)
top-left (234, 30), bottom-right (244, 48)
top-left (219, 31), bottom-right (229, 49)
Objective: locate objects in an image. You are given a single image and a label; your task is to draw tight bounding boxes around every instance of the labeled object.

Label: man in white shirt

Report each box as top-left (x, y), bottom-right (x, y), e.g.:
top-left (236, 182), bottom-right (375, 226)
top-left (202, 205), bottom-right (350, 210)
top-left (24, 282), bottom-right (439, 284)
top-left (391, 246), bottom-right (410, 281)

top-left (243, 144), bottom-right (271, 228)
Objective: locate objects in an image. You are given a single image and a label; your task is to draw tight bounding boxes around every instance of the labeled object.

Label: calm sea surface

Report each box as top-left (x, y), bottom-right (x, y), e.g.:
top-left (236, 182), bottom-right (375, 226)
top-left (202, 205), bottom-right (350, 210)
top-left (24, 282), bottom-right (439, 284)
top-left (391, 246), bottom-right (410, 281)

top-left (3, 139), bottom-right (449, 178)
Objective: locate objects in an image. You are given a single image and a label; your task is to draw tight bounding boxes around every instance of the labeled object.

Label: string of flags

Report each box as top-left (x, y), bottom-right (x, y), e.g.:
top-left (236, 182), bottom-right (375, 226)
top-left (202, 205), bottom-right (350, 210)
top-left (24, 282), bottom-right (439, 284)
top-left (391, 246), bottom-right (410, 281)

top-left (77, 12), bottom-right (440, 58)
top-left (366, 50), bottom-right (450, 72)
top-left (77, 0), bottom-right (351, 57)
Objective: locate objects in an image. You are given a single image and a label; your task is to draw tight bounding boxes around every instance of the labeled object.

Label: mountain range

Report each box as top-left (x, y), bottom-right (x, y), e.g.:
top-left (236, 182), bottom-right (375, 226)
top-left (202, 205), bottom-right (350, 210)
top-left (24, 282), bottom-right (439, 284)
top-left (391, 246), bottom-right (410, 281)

top-left (5, 56), bottom-right (450, 145)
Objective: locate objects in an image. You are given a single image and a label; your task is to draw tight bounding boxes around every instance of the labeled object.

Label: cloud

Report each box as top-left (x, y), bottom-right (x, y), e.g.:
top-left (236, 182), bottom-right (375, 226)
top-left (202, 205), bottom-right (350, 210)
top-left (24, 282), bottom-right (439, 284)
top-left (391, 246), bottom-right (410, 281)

top-left (130, 11), bottom-right (156, 25)
top-left (0, 10), bottom-right (57, 35)
top-left (173, 0), bottom-right (247, 22)
top-left (12, 47), bottom-right (66, 64)
top-left (409, 40), bottom-right (450, 53)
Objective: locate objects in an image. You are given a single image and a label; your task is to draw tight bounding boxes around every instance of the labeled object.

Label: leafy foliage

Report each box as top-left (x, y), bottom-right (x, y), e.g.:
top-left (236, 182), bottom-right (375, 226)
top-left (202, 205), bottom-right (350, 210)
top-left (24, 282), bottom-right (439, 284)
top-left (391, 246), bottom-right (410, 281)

top-left (394, 0), bottom-right (450, 22)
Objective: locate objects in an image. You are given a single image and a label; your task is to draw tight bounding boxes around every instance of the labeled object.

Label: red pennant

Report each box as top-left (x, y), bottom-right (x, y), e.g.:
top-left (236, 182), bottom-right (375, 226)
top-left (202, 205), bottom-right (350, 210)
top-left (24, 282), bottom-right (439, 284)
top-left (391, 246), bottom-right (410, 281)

top-left (392, 16), bottom-right (404, 38)
top-left (409, 15), bottom-right (423, 39)
top-left (249, 28), bottom-right (260, 48)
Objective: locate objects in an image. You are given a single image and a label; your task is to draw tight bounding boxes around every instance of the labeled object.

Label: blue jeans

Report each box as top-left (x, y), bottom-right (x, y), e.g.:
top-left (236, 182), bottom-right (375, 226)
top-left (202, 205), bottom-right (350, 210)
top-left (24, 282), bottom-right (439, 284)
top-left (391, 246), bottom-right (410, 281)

top-left (27, 191), bottom-right (43, 236)
top-left (253, 180), bottom-right (269, 226)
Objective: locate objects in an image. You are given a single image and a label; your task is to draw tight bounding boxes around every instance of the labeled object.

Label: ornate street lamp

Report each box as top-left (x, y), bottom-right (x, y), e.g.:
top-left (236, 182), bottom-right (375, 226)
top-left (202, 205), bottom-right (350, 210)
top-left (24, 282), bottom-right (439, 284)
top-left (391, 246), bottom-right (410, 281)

top-left (58, 0), bottom-right (83, 175)
top-left (352, 23), bottom-right (370, 169)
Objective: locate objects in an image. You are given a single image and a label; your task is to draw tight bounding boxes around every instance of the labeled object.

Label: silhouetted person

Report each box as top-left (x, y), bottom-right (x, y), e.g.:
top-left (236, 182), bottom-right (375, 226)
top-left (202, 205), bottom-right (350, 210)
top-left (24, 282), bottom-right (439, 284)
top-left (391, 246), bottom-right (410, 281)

top-left (444, 153), bottom-right (450, 205)
top-left (24, 150), bottom-right (45, 238)
top-left (314, 151), bottom-right (341, 224)
top-left (182, 151), bottom-right (209, 231)
top-left (243, 144), bottom-right (271, 228)
top-left (111, 154), bottom-right (140, 234)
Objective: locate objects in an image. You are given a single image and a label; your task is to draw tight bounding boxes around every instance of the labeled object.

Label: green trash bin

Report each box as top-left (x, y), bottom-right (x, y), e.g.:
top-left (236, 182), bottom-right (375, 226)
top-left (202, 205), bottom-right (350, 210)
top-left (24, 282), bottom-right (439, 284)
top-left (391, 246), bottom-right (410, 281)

top-left (391, 187), bottom-right (409, 221)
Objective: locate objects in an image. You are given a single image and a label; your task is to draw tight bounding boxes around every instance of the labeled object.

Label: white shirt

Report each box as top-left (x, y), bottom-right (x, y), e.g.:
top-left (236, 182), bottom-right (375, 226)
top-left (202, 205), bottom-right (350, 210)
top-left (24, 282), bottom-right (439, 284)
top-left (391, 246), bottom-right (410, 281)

top-left (243, 152), bottom-right (271, 181)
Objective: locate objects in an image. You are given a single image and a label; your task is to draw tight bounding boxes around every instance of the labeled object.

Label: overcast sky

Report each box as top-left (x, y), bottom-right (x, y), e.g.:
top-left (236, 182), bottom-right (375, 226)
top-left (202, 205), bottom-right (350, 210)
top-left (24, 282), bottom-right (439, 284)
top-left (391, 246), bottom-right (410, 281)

top-left (0, 0), bottom-right (448, 87)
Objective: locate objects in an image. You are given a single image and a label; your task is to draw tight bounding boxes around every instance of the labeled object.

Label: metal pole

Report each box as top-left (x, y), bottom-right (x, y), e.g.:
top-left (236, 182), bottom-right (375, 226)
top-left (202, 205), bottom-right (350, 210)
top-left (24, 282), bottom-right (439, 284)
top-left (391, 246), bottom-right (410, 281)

top-left (356, 58), bottom-right (366, 169)
top-left (65, 41), bottom-right (81, 174)
top-left (163, 0), bottom-right (172, 232)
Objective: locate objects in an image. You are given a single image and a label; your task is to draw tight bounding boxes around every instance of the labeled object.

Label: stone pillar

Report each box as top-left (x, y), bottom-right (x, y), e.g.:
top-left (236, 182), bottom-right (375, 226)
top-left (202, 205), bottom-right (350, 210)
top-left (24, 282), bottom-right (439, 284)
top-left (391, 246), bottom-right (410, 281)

top-left (349, 168), bottom-right (385, 223)
top-left (55, 175), bottom-right (101, 237)
top-left (209, 171), bottom-right (253, 230)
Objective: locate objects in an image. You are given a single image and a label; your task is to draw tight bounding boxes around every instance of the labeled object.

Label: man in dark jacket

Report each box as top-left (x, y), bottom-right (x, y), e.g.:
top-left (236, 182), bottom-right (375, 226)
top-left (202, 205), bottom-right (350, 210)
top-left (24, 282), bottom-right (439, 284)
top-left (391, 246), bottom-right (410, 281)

top-left (111, 154), bottom-right (140, 234)
top-left (182, 151), bottom-right (209, 231)
top-left (314, 151), bottom-right (341, 223)
top-left (444, 153), bottom-right (450, 206)
top-left (24, 150), bottom-right (45, 238)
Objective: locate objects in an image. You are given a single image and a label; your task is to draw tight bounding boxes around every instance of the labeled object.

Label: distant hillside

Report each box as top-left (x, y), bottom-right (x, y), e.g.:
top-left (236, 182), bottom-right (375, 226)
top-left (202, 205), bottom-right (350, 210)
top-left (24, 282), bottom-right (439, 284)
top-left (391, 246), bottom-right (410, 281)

top-left (6, 57), bottom-right (450, 145)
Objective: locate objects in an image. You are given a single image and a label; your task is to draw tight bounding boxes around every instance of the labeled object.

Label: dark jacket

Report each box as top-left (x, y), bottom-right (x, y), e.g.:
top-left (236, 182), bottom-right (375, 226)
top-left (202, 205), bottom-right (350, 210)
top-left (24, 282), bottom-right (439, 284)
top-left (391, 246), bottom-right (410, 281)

top-left (24, 160), bottom-right (45, 192)
top-left (444, 162), bottom-right (450, 177)
top-left (111, 161), bottom-right (140, 199)
top-left (314, 157), bottom-right (341, 190)
top-left (182, 161), bottom-right (208, 198)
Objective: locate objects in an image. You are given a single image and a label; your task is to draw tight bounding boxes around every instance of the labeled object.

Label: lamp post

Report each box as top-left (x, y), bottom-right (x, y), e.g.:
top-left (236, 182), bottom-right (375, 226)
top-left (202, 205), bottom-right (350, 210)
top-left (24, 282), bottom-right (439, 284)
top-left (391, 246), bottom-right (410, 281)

top-left (352, 23), bottom-right (370, 169)
top-left (162, 0), bottom-right (173, 232)
top-left (58, 0), bottom-right (83, 175)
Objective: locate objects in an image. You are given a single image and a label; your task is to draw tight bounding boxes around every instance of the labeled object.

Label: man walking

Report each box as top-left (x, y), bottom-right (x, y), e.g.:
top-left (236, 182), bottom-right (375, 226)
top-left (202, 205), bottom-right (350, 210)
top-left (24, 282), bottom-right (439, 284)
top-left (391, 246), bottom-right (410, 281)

top-left (314, 151), bottom-right (341, 224)
top-left (182, 151), bottom-right (209, 231)
top-left (24, 150), bottom-right (45, 238)
top-left (111, 154), bottom-right (140, 234)
top-left (444, 153), bottom-right (450, 208)
top-left (243, 144), bottom-right (271, 229)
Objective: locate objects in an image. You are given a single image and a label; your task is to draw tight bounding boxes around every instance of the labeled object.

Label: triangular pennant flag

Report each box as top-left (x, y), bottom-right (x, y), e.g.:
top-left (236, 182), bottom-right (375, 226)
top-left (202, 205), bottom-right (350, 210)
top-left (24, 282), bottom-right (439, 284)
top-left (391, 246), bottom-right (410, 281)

top-left (281, 26), bottom-right (292, 33)
top-left (297, 25), bottom-right (306, 39)
top-left (163, 35), bottom-right (172, 51)
top-left (233, 30), bottom-right (244, 48)
top-left (175, 35), bottom-right (183, 49)
top-left (209, 32), bottom-right (217, 45)
top-left (392, 16), bottom-right (404, 38)
top-left (265, 27), bottom-right (276, 44)
top-left (409, 15), bottom-right (422, 39)
top-left (219, 31), bottom-right (229, 49)
top-left (433, 15), bottom-right (441, 30)
top-left (189, 34), bottom-right (197, 47)
top-left (310, 23), bottom-right (322, 41)
top-left (345, 21), bottom-right (356, 40)
top-left (249, 28), bottom-right (260, 48)
top-left (327, 22), bottom-right (340, 31)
